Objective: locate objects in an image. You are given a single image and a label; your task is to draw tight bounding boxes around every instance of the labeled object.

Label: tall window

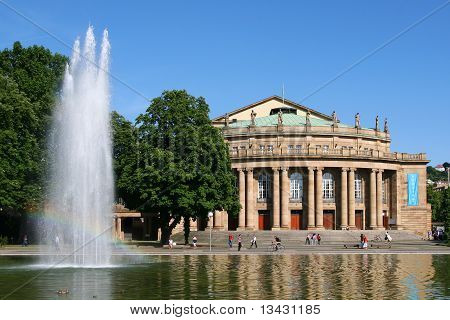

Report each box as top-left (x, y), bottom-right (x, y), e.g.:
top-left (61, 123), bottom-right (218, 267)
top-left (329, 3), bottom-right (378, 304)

top-left (290, 173), bottom-right (303, 201)
top-left (323, 172), bottom-right (334, 200)
top-left (258, 173), bottom-right (271, 200)
top-left (355, 173), bottom-right (362, 201)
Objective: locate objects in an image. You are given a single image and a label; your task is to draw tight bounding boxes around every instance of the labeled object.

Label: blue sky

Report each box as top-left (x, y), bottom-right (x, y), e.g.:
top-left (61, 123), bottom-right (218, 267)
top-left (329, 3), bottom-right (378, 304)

top-left (0, 0), bottom-right (449, 165)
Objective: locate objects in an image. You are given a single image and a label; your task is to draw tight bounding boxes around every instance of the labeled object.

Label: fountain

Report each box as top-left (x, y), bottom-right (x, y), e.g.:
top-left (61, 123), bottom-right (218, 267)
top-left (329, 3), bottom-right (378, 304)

top-left (43, 26), bottom-right (114, 266)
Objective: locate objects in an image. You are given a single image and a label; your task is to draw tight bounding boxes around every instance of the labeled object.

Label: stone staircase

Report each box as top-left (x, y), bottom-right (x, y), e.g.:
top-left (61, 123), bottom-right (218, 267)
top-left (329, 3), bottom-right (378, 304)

top-left (172, 229), bottom-right (423, 248)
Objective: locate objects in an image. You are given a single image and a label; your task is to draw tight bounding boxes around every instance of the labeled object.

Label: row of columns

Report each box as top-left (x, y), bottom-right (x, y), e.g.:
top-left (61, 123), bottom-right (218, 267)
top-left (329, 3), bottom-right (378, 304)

top-left (237, 167), bottom-right (386, 230)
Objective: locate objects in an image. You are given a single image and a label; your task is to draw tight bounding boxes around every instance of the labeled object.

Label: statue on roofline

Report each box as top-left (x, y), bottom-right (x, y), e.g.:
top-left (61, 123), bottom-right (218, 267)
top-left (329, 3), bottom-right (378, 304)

top-left (355, 113), bottom-right (360, 129)
top-left (384, 117), bottom-right (389, 133)
top-left (278, 109), bottom-right (283, 126)
top-left (306, 110), bottom-right (311, 126)
top-left (375, 115), bottom-right (379, 131)
top-left (224, 113), bottom-right (229, 127)
top-left (250, 109), bottom-right (256, 126)
top-left (332, 110), bottom-right (337, 124)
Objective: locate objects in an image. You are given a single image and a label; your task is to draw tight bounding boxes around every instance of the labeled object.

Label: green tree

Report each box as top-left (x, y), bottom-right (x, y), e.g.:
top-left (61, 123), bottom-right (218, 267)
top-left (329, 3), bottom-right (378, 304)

top-left (111, 111), bottom-right (140, 208)
top-left (0, 42), bottom-right (67, 214)
top-left (426, 166), bottom-right (447, 182)
top-left (131, 90), bottom-right (239, 244)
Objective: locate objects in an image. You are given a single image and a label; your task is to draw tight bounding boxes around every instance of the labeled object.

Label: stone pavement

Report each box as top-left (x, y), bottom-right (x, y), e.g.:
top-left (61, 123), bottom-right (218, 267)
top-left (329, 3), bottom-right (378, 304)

top-left (1, 230), bottom-right (449, 256)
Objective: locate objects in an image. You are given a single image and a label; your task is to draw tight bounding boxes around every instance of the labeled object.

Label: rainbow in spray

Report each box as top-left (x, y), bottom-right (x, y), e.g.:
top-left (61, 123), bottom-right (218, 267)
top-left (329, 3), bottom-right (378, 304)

top-left (44, 26), bottom-right (114, 266)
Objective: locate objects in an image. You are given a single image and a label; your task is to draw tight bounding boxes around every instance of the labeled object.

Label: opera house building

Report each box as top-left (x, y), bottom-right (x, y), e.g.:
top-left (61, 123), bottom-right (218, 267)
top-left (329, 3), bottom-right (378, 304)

top-left (209, 96), bottom-right (431, 234)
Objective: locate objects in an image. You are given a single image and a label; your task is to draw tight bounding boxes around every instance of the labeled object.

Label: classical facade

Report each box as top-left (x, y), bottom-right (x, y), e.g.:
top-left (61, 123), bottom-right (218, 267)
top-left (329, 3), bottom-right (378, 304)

top-left (208, 96), bottom-right (431, 234)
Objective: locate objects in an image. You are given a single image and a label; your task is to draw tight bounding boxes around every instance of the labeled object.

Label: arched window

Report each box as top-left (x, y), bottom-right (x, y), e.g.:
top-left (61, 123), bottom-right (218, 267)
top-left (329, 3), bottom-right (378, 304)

top-left (322, 172), bottom-right (334, 200)
top-left (258, 173), bottom-right (271, 200)
top-left (355, 173), bottom-right (362, 201)
top-left (290, 173), bottom-right (303, 200)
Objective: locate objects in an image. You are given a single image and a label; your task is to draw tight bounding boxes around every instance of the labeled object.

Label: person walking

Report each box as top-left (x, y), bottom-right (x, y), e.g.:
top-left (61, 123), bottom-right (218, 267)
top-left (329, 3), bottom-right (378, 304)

top-left (192, 235), bottom-right (198, 248)
top-left (385, 231), bottom-right (392, 243)
top-left (250, 235), bottom-right (257, 248)
top-left (55, 235), bottom-right (60, 252)
top-left (305, 234), bottom-right (311, 245)
top-left (228, 233), bottom-right (234, 248)
top-left (363, 234), bottom-right (368, 249)
top-left (22, 234), bottom-right (28, 247)
top-left (317, 234), bottom-right (321, 245)
top-left (312, 233), bottom-right (317, 245)
top-left (168, 238), bottom-right (174, 249)
top-left (360, 233), bottom-right (364, 248)
top-left (237, 234), bottom-right (242, 251)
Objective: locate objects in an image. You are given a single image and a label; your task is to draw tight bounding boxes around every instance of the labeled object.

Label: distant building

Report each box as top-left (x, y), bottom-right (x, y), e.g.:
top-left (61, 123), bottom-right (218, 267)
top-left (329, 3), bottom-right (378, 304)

top-left (210, 95), bottom-right (431, 234)
top-left (435, 164), bottom-right (445, 172)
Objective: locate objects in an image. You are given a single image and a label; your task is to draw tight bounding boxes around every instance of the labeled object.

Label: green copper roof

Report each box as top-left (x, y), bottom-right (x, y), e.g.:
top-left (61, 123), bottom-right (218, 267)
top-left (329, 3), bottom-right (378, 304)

top-left (228, 113), bottom-right (353, 128)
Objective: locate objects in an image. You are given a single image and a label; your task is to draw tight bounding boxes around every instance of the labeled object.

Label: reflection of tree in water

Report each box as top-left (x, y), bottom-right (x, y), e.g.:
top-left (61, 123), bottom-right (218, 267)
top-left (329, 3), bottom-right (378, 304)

top-left (431, 255), bottom-right (450, 299)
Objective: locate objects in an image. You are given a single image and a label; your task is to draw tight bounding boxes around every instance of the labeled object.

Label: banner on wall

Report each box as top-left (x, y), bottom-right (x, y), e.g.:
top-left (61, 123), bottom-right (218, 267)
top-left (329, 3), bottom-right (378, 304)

top-left (407, 173), bottom-right (419, 206)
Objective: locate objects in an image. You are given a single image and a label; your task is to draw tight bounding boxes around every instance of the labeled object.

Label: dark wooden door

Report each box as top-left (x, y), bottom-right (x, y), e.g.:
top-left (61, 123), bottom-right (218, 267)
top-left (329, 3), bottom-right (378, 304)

top-left (291, 214), bottom-right (299, 230)
top-left (228, 214), bottom-right (238, 231)
top-left (258, 211), bottom-right (270, 230)
top-left (323, 211), bottom-right (335, 230)
top-left (355, 211), bottom-right (363, 230)
top-left (291, 210), bottom-right (303, 230)
top-left (383, 215), bottom-right (389, 229)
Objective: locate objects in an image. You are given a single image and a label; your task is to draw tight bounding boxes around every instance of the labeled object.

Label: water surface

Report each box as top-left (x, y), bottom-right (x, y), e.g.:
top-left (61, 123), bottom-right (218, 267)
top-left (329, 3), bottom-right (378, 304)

top-left (0, 254), bottom-right (448, 299)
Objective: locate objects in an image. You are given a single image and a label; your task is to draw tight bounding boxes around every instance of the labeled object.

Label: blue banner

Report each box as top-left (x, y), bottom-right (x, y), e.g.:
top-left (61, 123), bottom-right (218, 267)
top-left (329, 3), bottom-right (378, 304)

top-left (407, 173), bottom-right (419, 206)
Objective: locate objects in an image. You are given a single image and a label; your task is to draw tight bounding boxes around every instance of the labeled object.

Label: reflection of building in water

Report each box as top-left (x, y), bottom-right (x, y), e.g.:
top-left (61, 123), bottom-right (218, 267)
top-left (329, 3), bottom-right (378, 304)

top-left (109, 254), bottom-right (436, 299)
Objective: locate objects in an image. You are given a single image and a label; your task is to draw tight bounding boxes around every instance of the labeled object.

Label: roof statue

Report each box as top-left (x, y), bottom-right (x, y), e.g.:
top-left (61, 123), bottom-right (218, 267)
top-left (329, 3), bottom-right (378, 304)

top-left (224, 113), bottom-right (230, 127)
top-left (355, 113), bottom-right (360, 129)
top-left (375, 115), bottom-right (379, 131)
top-left (384, 117), bottom-right (389, 133)
top-left (332, 110), bottom-right (338, 127)
top-left (250, 109), bottom-right (256, 126)
top-left (278, 109), bottom-right (283, 126)
top-left (306, 110), bottom-right (311, 126)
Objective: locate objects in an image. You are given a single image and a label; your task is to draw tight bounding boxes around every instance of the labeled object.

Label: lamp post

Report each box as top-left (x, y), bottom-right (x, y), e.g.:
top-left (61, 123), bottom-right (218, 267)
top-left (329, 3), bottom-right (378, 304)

top-left (208, 211), bottom-right (214, 252)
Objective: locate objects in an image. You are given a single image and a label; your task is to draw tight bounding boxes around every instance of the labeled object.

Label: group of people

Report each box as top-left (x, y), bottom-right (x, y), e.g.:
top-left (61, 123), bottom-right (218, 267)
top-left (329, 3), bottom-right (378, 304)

top-left (427, 229), bottom-right (445, 241)
top-left (228, 234), bottom-right (257, 251)
top-left (305, 233), bottom-right (321, 245)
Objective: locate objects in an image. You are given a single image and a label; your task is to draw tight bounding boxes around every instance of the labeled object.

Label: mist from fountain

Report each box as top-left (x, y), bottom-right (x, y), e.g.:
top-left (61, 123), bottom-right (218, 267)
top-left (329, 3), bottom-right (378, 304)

top-left (43, 26), bottom-right (114, 266)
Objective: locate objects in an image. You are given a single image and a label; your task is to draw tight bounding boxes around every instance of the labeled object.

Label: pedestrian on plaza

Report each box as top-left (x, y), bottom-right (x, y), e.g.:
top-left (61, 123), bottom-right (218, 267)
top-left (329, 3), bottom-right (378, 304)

top-left (317, 234), bottom-right (321, 245)
top-left (168, 238), bottom-right (174, 249)
top-left (228, 233), bottom-right (234, 248)
top-left (360, 234), bottom-right (364, 248)
top-left (312, 233), bottom-right (317, 245)
top-left (192, 235), bottom-right (198, 248)
top-left (305, 234), bottom-right (311, 245)
top-left (55, 235), bottom-right (60, 252)
top-left (385, 231), bottom-right (392, 243)
top-left (237, 234), bottom-right (242, 251)
top-left (363, 234), bottom-right (368, 249)
top-left (22, 234), bottom-right (28, 247)
top-left (250, 235), bottom-right (257, 248)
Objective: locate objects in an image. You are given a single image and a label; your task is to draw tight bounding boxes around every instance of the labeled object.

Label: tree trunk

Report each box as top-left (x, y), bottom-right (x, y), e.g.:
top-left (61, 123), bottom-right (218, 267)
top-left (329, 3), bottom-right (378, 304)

top-left (183, 217), bottom-right (190, 245)
top-left (159, 212), bottom-right (181, 245)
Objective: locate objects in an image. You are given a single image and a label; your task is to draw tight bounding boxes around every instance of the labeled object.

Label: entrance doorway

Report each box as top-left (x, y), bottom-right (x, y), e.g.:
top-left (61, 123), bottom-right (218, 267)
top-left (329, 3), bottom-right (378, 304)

top-left (355, 210), bottom-right (363, 230)
top-left (323, 210), bottom-right (335, 230)
top-left (291, 210), bottom-right (303, 230)
top-left (383, 211), bottom-right (389, 229)
top-left (228, 214), bottom-right (238, 231)
top-left (258, 210), bottom-right (271, 230)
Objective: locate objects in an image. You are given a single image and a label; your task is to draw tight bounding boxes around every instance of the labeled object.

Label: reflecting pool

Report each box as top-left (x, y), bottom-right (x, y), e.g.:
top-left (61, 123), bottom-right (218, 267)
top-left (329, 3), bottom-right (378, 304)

top-left (0, 254), bottom-right (448, 299)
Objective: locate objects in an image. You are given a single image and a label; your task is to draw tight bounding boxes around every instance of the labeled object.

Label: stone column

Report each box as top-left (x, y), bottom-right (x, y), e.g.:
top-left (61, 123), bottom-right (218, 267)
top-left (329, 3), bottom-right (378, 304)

top-left (213, 210), bottom-right (222, 229)
top-left (348, 168), bottom-right (356, 229)
top-left (340, 168), bottom-right (348, 229)
top-left (370, 169), bottom-right (377, 229)
top-left (246, 168), bottom-right (255, 230)
top-left (315, 167), bottom-right (324, 229)
top-left (281, 167), bottom-right (289, 229)
top-left (272, 167), bottom-right (280, 230)
top-left (237, 169), bottom-right (246, 230)
top-left (117, 217), bottom-right (122, 241)
top-left (377, 169), bottom-right (384, 229)
top-left (307, 167), bottom-right (315, 229)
